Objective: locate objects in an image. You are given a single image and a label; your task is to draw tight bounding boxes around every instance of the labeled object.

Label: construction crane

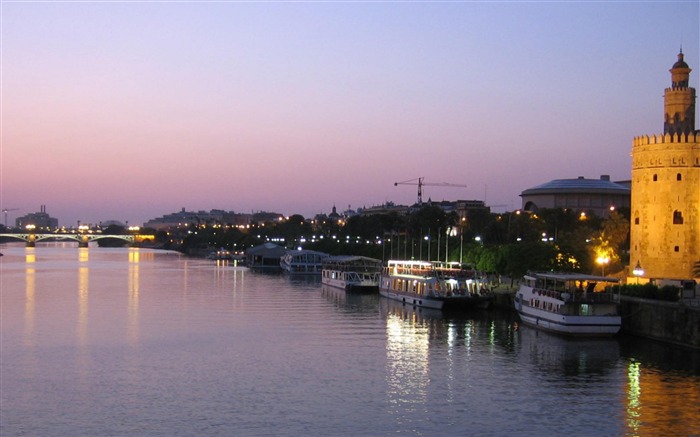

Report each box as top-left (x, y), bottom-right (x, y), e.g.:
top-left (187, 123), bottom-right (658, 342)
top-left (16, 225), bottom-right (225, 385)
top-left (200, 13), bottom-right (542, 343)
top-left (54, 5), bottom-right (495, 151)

top-left (394, 177), bottom-right (467, 205)
top-left (2, 208), bottom-right (19, 227)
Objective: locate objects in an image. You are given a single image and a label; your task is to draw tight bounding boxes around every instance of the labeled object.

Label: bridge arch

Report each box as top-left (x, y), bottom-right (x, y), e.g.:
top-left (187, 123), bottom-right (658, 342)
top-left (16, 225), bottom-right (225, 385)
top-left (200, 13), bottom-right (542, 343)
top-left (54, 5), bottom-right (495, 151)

top-left (0, 233), bottom-right (137, 247)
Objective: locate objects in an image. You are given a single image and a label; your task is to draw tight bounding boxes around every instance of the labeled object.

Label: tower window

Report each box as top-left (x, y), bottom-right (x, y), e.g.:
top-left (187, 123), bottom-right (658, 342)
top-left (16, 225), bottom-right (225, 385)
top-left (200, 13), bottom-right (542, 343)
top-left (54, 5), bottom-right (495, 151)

top-left (677, 173), bottom-right (682, 181)
top-left (634, 217), bottom-right (640, 225)
top-left (674, 246), bottom-right (680, 252)
top-left (653, 174), bottom-right (658, 181)
top-left (673, 210), bottom-right (684, 224)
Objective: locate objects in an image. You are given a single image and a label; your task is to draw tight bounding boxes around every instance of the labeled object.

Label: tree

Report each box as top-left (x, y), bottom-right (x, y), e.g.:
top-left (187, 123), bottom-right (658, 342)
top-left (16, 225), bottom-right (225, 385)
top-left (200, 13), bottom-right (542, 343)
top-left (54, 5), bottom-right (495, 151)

top-left (601, 210), bottom-right (630, 260)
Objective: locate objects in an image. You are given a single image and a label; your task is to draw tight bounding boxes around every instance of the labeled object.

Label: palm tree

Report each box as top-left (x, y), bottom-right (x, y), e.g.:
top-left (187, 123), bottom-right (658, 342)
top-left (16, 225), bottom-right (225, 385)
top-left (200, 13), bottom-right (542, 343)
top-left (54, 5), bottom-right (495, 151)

top-left (694, 260), bottom-right (700, 278)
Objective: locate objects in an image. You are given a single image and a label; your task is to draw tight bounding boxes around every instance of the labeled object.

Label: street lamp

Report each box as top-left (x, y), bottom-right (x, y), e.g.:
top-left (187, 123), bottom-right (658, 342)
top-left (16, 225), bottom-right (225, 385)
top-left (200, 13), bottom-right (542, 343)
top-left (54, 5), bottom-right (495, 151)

top-left (596, 256), bottom-right (610, 277)
top-left (632, 261), bottom-right (644, 284)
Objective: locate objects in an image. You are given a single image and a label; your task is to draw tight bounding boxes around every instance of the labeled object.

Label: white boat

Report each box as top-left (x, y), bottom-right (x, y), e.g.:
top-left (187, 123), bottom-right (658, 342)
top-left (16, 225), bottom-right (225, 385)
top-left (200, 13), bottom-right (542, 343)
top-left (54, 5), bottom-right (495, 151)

top-left (280, 249), bottom-right (329, 275)
top-left (321, 256), bottom-right (382, 293)
top-left (514, 272), bottom-right (621, 336)
top-left (379, 260), bottom-right (492, 310)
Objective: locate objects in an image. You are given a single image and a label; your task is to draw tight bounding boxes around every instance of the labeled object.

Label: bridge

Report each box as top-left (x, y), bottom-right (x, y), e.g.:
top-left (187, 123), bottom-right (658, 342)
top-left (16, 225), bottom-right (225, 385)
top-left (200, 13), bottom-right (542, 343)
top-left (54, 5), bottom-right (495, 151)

top-left (0, 233), bottom-right (155, 248)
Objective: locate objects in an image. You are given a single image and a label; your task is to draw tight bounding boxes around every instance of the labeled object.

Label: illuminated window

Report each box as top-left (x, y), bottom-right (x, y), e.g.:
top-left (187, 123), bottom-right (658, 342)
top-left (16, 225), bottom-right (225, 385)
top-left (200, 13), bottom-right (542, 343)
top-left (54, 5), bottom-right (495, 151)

top-left (673, 210), bottom-right (684, 224)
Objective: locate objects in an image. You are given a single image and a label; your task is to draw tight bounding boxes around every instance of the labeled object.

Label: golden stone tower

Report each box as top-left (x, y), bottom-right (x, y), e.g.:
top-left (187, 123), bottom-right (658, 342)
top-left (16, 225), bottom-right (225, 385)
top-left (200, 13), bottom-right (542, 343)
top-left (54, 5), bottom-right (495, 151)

top-left (630, 51), bottom-right (699, 280)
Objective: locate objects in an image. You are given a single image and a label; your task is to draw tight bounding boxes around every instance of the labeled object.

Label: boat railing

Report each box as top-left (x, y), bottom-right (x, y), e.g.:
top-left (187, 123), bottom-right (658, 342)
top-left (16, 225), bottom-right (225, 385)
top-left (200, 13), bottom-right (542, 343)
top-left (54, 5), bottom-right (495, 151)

top-left (384, 266), bottom-right (435, 277)
top-left (534, 287), bottom-right (616, 304)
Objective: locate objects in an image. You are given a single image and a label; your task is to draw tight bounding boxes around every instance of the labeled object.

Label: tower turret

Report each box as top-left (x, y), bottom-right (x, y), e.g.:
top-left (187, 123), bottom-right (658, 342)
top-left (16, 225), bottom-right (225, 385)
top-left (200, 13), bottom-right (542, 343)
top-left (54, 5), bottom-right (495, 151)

top-left (664, 50), bottom-right (696, 136)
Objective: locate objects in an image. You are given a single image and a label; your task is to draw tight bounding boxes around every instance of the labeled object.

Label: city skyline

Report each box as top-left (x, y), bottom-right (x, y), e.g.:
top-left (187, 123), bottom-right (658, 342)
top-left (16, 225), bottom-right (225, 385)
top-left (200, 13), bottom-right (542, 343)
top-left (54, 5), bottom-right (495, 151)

top-left (2, 2), bottom-right (699, 226)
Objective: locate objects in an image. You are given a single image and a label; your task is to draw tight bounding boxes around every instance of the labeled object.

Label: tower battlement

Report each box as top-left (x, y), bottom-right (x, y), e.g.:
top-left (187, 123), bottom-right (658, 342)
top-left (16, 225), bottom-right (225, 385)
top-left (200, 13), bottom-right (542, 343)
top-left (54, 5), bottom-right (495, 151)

top-left (665, 86), bottom-right (694, 92)
top-left (633, 132), bottom-right (700, 147)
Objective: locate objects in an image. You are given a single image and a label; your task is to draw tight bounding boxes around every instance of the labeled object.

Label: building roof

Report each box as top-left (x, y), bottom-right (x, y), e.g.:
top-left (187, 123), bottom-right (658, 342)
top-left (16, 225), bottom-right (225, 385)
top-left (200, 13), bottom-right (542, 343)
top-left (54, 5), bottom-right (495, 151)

top-left (672, 52), bottom-right (689, 70)
top-left (521, 176), bottom-right (630, 196)
top-left (245, 242), bottom-right (287, 257)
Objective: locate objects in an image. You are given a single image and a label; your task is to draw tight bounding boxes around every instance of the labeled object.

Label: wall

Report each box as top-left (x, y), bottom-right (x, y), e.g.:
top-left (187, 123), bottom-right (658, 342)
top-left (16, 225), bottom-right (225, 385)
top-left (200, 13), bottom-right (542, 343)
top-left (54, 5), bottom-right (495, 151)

top-left (620, 296), bottom-right (700, 349)
top-left (630, 133), bottom-right (700, 279)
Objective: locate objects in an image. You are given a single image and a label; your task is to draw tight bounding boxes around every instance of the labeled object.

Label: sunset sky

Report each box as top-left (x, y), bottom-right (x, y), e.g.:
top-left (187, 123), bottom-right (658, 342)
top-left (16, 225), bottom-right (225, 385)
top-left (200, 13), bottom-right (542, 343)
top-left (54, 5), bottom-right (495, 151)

top-left (2, 2), bottom-right (698, 227)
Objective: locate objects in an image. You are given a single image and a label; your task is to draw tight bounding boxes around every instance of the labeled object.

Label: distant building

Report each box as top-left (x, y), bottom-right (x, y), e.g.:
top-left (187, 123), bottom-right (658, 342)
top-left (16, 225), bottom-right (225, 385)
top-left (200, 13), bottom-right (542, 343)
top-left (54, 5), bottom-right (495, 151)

top-left (251, 211), bottom-right (285, 224)
top-left (328, 205), bottom-right (341, 221)
top-left (144, 208), bottom-right (251, 230)
top-left (423, 199), bottom-right (490, 222)
top-left (520, 175), bottom-right (630, 217)
top-left (16, 205), bottom-right (58, 230)
top-left (359, 202), bottom-right (410, 216)
top-left (358, 199), bottom-right (489, 219)
top-left (101, 220), bottom-right (126, 228)
top-left (245, 242), bottom-right (287, 269)
top-left (630, 51), bottom-right (700, 281)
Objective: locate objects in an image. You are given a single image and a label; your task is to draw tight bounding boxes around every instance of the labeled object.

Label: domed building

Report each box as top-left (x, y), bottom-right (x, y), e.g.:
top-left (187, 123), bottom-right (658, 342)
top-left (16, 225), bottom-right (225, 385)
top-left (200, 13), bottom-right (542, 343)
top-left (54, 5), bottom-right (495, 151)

top-left (520, 175), bottom-right (630, 217)
top-left (630, 51), bottom-right (699, 281)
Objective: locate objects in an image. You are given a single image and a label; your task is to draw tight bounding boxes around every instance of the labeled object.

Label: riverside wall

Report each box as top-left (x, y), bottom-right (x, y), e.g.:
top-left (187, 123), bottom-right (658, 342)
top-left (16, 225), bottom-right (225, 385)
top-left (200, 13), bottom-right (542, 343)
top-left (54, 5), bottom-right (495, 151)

top-left (619, 296), bottom-right (700, 349)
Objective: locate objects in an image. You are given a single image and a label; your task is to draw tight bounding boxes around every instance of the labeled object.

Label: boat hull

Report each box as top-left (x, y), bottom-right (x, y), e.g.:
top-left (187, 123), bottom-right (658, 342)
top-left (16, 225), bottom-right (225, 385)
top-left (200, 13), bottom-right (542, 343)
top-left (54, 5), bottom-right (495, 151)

top-left (379, 288), bottom-right (445, 309)
top-left (515, 309), bottom-right (621, 336)
top-left (378, 287), bottom-right (491, 310)
top-left (322, 277), bottom-right (378, 293)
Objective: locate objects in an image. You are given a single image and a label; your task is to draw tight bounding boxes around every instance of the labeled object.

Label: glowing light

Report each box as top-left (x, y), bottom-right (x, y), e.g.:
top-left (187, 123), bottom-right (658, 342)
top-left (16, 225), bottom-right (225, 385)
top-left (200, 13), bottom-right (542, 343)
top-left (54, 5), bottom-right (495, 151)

top-left (632, 261), bottom-right (644, 284)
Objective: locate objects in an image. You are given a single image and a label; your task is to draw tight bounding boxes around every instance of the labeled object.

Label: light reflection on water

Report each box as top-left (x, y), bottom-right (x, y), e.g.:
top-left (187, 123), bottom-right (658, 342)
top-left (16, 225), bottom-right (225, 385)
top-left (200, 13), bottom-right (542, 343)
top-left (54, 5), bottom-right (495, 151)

top-left (1, 244), bottom-right (698, 436)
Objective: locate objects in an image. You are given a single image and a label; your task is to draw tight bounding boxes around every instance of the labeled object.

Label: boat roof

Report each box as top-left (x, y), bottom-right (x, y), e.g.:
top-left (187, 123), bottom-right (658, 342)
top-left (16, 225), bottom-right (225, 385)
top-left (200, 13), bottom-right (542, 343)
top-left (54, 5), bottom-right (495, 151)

top-left (387, 259), bottom-right (433, 268)
top-left (323, 255), bottom-right (381, 264)
top-left (285, 249), bottom-right (329, 256)
top-left (525, 272), bottom-right (619, 283)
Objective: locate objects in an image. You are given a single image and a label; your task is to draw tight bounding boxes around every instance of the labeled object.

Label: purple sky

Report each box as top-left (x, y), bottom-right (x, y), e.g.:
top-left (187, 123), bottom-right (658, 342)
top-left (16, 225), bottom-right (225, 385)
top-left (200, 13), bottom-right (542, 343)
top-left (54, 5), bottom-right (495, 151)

top-left (2, 2), bottom-right (699, 227)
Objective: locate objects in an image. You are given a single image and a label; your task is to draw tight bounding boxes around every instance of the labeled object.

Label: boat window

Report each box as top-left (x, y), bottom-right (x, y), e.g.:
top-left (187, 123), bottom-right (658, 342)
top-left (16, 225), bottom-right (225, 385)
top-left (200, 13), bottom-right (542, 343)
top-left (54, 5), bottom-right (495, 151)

top-left (580, 304), bottom-right (591, 316)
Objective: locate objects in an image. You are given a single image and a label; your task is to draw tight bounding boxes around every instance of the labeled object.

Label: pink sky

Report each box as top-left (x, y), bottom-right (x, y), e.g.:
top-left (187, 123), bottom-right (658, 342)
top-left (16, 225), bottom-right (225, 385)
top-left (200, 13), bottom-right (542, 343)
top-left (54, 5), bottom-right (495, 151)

top-left (2, 2), bottom-right (698, 226)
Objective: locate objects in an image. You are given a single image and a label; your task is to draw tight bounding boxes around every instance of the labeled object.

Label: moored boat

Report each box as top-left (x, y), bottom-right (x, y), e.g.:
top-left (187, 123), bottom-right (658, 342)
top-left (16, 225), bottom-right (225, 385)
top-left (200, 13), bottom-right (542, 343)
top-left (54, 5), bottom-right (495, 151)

top-left (321, 255), bottom-right (382, 293)
top-left (379, 260), bottom-right (492, 310)
top-left (513, 272), bottom-right (621, 336)
top-left (280, 249), bottom-right (329, 275)
top-left (207, 247), bottom-right (233, 260)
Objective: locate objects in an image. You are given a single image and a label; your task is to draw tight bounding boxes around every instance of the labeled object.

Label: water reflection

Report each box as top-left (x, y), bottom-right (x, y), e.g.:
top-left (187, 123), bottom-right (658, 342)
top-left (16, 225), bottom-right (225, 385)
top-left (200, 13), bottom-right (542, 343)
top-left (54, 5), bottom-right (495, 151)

top-left (624, 358), bottom-right (700, 436)
top-left (285, 274), bottom-right (323, 287)
top-left (516, 326), bottom-right (621, 376)
top-left (128, 248), bottom-right (140, 345)
top-left (77, 248), bottom-right (89, 346)
top-left (320, 285), bottom-right (380, 313)
top-left (383, 299), bottom-right (431, 420)
top-left (24, 249), bottom-right (36, 349)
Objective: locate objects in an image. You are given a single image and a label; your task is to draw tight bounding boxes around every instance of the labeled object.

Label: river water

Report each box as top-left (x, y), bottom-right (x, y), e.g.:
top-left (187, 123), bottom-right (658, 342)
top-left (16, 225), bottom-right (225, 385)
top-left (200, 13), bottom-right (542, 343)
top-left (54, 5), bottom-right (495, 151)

top-left (1, 244), bottom-right (699, 436)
